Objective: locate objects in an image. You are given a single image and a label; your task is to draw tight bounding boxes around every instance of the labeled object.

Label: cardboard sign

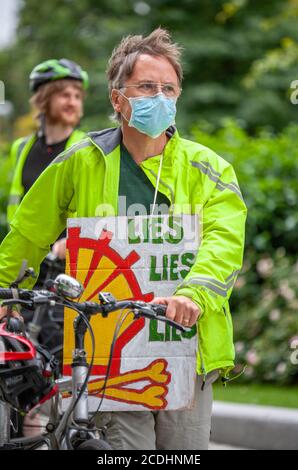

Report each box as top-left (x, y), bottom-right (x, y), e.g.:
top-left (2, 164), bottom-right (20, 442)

top-left (63, 214), bottom-right (201, 411)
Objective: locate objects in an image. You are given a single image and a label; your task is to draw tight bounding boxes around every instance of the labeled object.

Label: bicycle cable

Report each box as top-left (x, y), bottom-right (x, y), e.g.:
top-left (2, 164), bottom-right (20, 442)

top-left (58, 302), bottom-right (96, 425)
top-left (88, 307), bottom-right (133, 425)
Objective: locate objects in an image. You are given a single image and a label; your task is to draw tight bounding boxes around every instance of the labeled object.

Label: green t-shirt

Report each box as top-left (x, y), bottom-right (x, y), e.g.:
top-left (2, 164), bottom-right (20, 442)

top-left (118, 144), bottom-right (170, 216)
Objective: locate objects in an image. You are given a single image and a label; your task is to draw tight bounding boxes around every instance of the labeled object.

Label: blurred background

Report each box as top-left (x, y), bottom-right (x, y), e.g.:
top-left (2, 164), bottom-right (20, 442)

top-left (0, 0), bottom-right (297, 411)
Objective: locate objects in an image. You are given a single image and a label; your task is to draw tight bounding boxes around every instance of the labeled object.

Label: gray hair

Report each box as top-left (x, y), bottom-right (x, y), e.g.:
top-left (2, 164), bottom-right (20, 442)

top-left (106, 28), bottom-right (183, 122)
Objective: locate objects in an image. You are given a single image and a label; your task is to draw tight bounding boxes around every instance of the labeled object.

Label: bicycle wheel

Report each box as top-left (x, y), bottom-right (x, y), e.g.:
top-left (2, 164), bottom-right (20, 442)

top-left (76, 438), bottom-right (112, 450)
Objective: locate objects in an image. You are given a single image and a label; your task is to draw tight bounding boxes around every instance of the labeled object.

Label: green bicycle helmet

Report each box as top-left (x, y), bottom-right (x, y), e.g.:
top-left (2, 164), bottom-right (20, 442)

top-left (29, 58), bottom-right (89, 92)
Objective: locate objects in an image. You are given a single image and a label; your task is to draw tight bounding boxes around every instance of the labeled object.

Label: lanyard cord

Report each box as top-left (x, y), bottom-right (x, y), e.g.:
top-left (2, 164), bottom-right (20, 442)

top-left (150, 152), bottom-right (163, 218)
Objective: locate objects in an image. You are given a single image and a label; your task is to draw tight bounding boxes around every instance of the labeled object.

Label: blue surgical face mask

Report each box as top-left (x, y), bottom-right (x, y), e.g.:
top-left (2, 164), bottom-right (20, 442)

top-left (120, 92), bottom-right (177, 139)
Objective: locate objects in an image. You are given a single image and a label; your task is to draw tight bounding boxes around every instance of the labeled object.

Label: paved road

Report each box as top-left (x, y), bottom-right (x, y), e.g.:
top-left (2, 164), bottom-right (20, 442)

top-left (209, 442), bottom-right (252, 450)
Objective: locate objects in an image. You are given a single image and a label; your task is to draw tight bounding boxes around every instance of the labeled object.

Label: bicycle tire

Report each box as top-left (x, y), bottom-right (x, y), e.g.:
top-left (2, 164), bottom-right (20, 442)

top-left (76, 438), bottom-right (112, 450)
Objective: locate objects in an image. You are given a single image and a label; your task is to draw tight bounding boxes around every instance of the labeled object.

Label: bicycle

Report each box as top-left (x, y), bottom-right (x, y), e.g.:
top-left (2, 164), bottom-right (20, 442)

top-left (0, 272), bottom-right (187, 450)
top-left (24, 253), bottom-right (65, 364)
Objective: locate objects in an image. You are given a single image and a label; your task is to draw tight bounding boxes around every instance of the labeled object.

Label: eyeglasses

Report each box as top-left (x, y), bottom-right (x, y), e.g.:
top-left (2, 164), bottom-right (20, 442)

top-left (120, 82), bottom-right (181, 98)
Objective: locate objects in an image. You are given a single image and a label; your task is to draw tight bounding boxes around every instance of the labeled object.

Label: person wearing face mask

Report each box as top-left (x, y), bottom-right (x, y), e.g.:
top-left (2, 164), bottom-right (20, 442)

top-left (0, 29), bottom-right (247, 450)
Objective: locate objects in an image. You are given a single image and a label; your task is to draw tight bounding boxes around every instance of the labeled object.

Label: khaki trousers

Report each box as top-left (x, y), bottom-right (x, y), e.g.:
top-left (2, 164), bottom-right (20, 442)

top-left (97, 371), bottom-right (218, 450)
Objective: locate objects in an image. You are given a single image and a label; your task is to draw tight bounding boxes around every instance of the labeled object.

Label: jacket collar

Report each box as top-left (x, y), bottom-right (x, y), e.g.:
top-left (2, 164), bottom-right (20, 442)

top-left (88, 127), bottom-right (122, 156)
top-left (88, 126), bottom-right (177, 156)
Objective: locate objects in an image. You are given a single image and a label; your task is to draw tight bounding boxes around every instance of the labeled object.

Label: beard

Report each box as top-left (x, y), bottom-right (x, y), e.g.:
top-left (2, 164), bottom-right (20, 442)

top-left (47, 107), bottom-right (81, 127)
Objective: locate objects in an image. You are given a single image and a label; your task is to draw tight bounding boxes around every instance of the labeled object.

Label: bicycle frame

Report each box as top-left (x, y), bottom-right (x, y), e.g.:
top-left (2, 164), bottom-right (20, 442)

top-left (0, 311), bottom-right (100, 450)
top-left (0, 274), bottom-right (186, 450)
top-left (57, 311), bottom-right (98, 449)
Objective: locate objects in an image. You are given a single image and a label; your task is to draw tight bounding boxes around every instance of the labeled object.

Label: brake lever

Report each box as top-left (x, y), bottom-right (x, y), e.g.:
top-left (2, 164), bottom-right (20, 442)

top-left (149, 304), bottom-right (167, 315)
top-left (148, 304), bottom-right (189, 332)
top-left (133, 306), bottom-right (189, 333)
top-left (154, 314), bottom-right (189, 333)
top-left (1, 299), bottom-right (34, 308)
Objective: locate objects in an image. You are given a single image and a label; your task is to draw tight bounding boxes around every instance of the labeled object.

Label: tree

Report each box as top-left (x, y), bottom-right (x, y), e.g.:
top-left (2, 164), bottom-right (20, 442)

top-left (1, 0), bottom-right (298, 136)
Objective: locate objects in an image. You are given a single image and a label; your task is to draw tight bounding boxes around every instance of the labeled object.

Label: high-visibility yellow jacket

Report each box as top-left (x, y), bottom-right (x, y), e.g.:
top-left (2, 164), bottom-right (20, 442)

top-left (0, 126), bottom-right (247, 378)
top-left (7, 129), bottom-right (85, 223)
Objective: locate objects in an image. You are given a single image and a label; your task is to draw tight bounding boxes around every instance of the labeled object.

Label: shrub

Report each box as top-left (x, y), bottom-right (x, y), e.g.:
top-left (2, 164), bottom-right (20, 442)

top-left (191, 120), bottom-right (298, 383)
top-left (0, 145), bottom-right (10, 242)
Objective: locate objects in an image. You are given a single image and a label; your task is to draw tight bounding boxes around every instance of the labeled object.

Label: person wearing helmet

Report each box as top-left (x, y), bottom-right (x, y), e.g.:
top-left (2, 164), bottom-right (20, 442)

top-left (7, 59), bottom-right (88, 346)
top-left (3, 59), bottom-right (89, 438)
top-left (8, 58), bottom-right (88, 260)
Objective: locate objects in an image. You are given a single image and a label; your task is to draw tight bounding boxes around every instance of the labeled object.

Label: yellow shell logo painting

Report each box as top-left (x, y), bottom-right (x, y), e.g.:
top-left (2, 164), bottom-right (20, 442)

top-left (63, 226), bottom-right (171, 409)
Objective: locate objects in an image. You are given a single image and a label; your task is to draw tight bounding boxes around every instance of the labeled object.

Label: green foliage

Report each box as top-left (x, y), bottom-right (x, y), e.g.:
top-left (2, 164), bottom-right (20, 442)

top-left (191, 120), bottom-right (298, 384)
top-left (0, 1), bottom-right (297, 384)
top-left (214, 382), bottom-right (298, 408)
top-left (191, 120), bottom-right (298, 257)
top-left (1, 0), bottom-right (298, 133)
top-left (0, 146), bottom-right (10, 241)
top-left (233, 253), bottom-right (298, 384)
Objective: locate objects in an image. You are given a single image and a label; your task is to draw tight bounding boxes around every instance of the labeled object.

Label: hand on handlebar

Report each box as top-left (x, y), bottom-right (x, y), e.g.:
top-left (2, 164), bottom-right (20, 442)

top-left (152, 295), bottom-right (201, 327)
top-left (0, 276), bottom-right (197, 333)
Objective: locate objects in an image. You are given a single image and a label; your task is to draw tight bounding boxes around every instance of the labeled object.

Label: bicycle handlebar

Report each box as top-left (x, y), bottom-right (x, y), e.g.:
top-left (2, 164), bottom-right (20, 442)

top-left (0, 288), bottom-right (15, 299)
top-left (0, 287), bottom-right (189, 333)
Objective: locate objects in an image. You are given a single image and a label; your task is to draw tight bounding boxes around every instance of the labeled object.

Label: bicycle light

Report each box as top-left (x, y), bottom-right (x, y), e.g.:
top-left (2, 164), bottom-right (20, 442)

top-left (52, 274), bottom-right (84, 299)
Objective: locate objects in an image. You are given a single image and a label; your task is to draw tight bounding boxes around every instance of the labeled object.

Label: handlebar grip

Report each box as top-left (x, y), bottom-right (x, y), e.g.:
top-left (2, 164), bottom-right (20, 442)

top-left (149, 303), bottom-right (167, 316)
top-left (148, 304), bottom-right (189, 333)
top-left (0, 288), bottom-right (13, 300)
top-left (0, 288), bottom-right (32, 302)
